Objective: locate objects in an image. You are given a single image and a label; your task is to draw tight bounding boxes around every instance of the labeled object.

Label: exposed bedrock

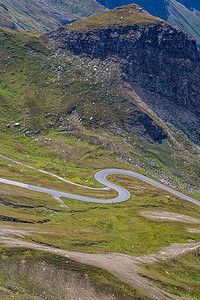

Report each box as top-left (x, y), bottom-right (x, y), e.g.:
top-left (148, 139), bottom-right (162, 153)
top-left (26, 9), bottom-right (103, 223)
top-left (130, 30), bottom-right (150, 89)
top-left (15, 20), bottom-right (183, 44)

top-left (47, 17), bottom-right (200, 144)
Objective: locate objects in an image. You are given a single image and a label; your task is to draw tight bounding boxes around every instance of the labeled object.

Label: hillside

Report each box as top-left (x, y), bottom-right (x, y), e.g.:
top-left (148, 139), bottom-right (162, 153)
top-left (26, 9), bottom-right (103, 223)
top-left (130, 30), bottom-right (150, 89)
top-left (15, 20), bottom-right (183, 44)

top-left (97, 0), bottom-right (200, 48)
top-left (166, 0), bottom-right (200, 48)
top-left (0, 4), bottom-right (200, 299)
top-left (0, 0), bottom-right (106, 31)
top-left (0, 4), bottom-right (199, 188)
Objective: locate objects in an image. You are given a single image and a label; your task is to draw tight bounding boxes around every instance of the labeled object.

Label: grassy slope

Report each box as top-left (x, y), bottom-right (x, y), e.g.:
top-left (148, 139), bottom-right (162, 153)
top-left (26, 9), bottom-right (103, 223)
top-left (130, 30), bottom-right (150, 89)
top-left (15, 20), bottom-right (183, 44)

top-left (0, 0), bottom-right (106, 31)
top-left (144, 250), bottom-right (200, 298)
top-left (0, 135), bottom-right (200, 256)
top-left (50, 0), bottom-right (107, 18)
top-left (0, 133), bottom-right (200, 298)
top-left (0, 15), bottom-right (200, 298)
top-left (167, 0), bottom-right (200, 47)
top-left (64, 3), bottom-right (163, 32)
top-left (0, 20), bottom-right (199, 188)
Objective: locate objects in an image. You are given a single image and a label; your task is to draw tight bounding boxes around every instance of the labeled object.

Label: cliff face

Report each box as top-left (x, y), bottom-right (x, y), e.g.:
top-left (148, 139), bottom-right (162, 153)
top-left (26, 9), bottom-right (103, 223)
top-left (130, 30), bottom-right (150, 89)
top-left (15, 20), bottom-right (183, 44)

top-left (96, 0), bottom-right (200, 49)
top-left (46, 10), bottom-right (200, 144)
top-left (48, 23), bottom-right (200, 108)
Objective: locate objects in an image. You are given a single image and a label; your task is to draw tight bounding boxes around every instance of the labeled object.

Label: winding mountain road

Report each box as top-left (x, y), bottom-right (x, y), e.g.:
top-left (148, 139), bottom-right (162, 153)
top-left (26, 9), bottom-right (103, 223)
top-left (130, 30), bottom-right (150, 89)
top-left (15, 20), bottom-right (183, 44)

top-left (0, 154), bottom-right (108, 190)
top-left (0, 155), bottom-right (199, 205)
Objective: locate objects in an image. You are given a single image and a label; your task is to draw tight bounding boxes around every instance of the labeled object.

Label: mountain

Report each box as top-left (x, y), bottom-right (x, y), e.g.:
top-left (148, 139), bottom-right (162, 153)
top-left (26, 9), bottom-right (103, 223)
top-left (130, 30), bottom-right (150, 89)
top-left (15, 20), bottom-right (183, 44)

top-left (97, 0), bottom-right (200, 14)
top-left (0, 0), bottom-right (200, 49)
top-left (0, 4), bottom-right (200, 299)
top-left (97, 0), bottom-right (200, 48)
top-left (0, 4), bottom-right (199, 188)
top-left (0, 0), bottom-right (106, 31)
top-left (46, 4), bottom-right (200, 147)
top-left (167, 0), bottom-right (200, 48)
top-left (97, 0), bottom-right (168, 19)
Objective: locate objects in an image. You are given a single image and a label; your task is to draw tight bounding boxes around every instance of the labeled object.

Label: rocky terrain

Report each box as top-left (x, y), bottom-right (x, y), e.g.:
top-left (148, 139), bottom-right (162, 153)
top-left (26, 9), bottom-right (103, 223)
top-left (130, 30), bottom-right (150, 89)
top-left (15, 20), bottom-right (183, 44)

top-left (46, 5), bottom-right (200, 145)
top-left (97, 0), bottom-right (200, 48)
top-left (1, 0), bottom-right (200, 50)
top-left (0, 4), bottom-right (199, 189)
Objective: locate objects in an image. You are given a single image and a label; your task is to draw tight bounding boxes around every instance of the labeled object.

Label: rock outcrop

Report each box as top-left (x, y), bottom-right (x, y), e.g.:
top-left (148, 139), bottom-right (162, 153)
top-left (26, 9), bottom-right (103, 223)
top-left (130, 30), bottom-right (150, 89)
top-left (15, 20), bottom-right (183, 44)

top-left (126, 109), bottom-right (168, 143)
top-left (46, 5), bottom-right (200, 144)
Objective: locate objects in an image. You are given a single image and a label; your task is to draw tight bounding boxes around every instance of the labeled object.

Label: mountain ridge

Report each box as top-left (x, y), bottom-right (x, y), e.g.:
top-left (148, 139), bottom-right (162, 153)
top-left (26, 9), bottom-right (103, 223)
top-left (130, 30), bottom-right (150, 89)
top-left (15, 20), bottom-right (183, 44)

top-left (96, 0), bottom-right (200, 48)
top-left (0, 0), bottom-right (200, 49)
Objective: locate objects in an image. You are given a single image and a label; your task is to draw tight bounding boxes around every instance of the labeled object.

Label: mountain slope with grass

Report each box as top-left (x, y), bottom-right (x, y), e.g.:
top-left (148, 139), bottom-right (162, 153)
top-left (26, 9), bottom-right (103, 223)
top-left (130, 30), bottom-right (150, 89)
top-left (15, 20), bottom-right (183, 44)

top-left (0, 4), bottom-right (200, 299)
top-left (1, 0), bottom-right (200, 48)
top-left (167, 0), bottom-right (200, 48)
top-left (0, 0), bottom-right (106, 31)
top-left (0, 4), bottom-right (199, 189)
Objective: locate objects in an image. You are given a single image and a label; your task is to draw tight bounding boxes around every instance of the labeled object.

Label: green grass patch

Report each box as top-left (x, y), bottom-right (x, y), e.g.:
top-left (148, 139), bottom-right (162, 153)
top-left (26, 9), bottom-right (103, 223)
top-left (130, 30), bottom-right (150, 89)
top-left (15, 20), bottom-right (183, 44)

top-left (143, 250), bottom-right (200, 298)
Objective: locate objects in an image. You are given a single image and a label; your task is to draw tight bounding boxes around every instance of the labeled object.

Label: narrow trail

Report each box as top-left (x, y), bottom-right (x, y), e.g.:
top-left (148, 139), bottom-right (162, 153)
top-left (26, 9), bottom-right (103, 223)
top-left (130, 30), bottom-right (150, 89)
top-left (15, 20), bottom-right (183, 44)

top-left (53, 196), bottom-right (69, 209)
top-left (0, 154), bottom-right (199, 205)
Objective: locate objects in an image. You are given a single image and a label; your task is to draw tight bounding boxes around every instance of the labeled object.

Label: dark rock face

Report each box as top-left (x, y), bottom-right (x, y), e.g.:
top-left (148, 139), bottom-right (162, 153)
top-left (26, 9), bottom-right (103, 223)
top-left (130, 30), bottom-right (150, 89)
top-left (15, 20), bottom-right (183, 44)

top-left (47, 22), bottom-right (200, 144)
top-left (126, 110), bottom-right (168, 143)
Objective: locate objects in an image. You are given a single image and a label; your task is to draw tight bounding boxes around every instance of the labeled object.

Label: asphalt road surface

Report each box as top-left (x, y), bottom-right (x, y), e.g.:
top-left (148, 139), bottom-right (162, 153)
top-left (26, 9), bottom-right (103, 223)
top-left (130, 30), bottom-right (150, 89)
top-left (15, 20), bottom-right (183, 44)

top-left (0, 155), bottom-right (199, 205)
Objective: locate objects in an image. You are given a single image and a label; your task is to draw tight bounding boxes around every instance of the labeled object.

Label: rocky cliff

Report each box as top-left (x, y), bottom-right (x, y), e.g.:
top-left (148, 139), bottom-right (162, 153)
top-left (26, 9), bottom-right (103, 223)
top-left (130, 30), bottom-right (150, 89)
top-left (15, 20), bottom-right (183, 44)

top-left (46, 5), bottom-right (200, 144)
top-left (96, 0), bottom-right (200, 49)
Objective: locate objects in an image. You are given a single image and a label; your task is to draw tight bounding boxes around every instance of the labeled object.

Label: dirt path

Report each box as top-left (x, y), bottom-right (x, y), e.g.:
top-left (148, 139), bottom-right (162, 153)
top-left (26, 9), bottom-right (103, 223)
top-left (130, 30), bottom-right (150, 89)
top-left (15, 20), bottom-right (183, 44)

top-left (1, 236), bottom-right (199, 299)
top-left (53, 196), bottom-right (69, 209)
top-left (140, 210), bottom-right (200, 223)
top-left (0, 225), bottom-right (52, 239)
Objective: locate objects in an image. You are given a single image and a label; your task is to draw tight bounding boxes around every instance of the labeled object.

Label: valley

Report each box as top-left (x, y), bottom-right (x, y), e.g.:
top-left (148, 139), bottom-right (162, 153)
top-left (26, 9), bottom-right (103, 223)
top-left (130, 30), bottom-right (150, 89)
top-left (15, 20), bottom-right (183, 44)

top-left (0, 3), bottom-right (199, 300)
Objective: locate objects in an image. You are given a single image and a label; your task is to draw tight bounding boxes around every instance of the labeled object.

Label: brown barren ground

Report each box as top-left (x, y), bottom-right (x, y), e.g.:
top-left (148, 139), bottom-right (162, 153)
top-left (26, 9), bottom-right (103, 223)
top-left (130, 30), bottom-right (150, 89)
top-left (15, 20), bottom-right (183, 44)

top-left (139, 210), bottom-right (200, 223)
top-left (1, 235), bottom-right (199, 299)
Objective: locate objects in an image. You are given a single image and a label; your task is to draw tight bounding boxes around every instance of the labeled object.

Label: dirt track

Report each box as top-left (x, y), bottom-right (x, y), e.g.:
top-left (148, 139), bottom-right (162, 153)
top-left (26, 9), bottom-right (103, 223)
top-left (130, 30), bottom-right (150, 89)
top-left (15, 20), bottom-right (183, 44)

top-left (1, 235), bottom-right (199, 299)
top-left (140, 210), bottom-right (200, 223)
